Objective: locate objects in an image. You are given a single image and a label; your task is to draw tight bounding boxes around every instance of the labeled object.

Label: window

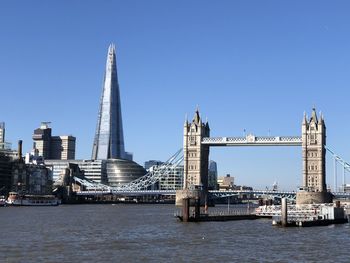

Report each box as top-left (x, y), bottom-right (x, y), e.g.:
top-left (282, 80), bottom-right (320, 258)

top-left (189, 136), bottom-right (196, 145)
top-left (310, 134), bottom-right (316, 144)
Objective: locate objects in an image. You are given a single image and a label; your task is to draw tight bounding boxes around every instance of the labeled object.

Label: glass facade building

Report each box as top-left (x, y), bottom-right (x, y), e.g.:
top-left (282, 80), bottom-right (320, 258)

top-left (45, 159), bottom-right (107, 183)
top-left (208, 160), bottom-right (218, 190)
top-left (45, 159), bottom-right (146, 187)
top-left (150, 165), bottom-right (184, 190)
top-left (106, 159), bottom-right (146, 187)
top-left (92, 44), bottom-right (126, 160)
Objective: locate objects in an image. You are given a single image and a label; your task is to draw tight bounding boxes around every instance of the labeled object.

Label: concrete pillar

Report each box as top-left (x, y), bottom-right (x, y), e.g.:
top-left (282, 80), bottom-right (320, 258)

top-left (182, 198), bottom-right (190, 222)
top-left (281, 197), bottom-right (288, 227)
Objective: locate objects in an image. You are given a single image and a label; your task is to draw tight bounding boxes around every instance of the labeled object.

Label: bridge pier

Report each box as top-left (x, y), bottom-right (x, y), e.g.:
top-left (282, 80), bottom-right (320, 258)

top-left (176, 188), bottom-right (205, 221)
top-left (296, 191), bottom-right (333, 205)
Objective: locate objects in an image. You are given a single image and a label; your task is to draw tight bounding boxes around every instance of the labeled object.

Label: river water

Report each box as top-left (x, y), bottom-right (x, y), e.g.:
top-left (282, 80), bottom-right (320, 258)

top-left (0, 204), bottom-right (349, 263)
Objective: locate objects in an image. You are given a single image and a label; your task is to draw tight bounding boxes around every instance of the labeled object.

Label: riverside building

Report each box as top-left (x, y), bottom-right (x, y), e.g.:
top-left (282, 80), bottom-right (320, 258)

top-left (45, 159), bottom-right (146, 187)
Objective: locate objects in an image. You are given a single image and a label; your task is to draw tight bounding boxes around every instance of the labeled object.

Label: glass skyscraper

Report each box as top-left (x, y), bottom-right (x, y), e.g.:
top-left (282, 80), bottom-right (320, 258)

top-left (92, 44), bottom-right (126, 160)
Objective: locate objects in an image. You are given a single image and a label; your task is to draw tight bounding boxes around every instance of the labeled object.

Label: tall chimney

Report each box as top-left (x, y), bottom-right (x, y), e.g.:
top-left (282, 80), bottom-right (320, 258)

top-left (18, 140), bottom-right (23, 161)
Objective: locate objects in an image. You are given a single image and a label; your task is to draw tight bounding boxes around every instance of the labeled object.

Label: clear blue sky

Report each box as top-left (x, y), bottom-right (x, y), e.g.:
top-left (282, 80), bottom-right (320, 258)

top-left (1, 1), bottom-right (350, 190)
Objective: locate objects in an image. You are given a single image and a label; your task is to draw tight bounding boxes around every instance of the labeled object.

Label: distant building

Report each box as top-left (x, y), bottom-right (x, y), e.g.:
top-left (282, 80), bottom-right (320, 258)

top-left (11, 141), bottom-right (53, 195)
top-left (144, 160), bottom-right (164, 170)
top-left (32, 122), bottom-right (76, 160)
top-left (92, 44), bottom-right (128, 160)
top-left (344, 184), bottom-right (350, 193)
top-left (0, 122), bottom-right (12, 151)
top-left (45, 159), bottom-right (146, 187)
top-left (145, 160), bottom-right (218, 190)
top-left (32, 122), bottom-right (52, 159)
top-left (150, 164), bottom-right (183, 190)
top-left (0, 139), bottom-right (21, 195)
top-left (0, 151), bottom-right (13, 195)
top-left (12, 162), bottom-right (53, 195)
top-left (217, 174), bottom-right (253, 191)
top-left (50, 136), bottom-right (76, 160)
top-left (217, 174), bottom-right (235, 190)
top-left (45, 159), bottom-right (107, 183)
top-left (208, 160), bottom-right (218, 190)
top-left (106, 159), bottom-right (146, 187)
top-left (0, 122), bottom-right (5, 149)
top-left (25, 147), bottom-right (44, 165)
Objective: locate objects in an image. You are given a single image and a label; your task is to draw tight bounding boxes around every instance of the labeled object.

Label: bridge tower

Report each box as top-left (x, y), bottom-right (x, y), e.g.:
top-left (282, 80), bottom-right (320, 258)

top-left (183, 108), bottom-right (210, 191)
top-left (297, 108), bottom-right (333, 204)
top-left (176, 109), bottom-right (210, 219)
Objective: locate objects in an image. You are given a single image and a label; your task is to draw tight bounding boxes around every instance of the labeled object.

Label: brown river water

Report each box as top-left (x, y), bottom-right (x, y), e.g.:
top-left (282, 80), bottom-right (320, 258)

top-left (0, 204), bottom-right (349, 262)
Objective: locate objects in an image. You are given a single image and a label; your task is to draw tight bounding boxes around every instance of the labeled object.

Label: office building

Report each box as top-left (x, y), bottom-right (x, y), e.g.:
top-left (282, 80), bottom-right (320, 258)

top-left (106, 159), bottom-right (146, 187)
top-left (45, 159), bottom-right (107, 183)
top-left (33, 122), bottom-right (76, 160)
top-left (218, 174), bottom-right (235, 190)
top-left (92, 44), bottom-right (127, 160)
top-left (144, 160), bottom-right (164, 170)
top-left (208, 160), bottom-right (218, 190)
top-left (147, 164), bottom-right (183, 190)
top-left (0, 122), bottom-right (4, 149)
top-left (45, 159), bottom-right (146, 186)
top-left (51, 136), bottom-right (76, 160)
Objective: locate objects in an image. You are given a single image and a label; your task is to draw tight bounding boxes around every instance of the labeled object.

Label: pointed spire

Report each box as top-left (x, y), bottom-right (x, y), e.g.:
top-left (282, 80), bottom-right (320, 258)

top-left (302, 111), bottom-right (307, 125)
top-left (193, 107), bottom-right (201, 125)
top-left (184, 113), bottom-right (188, 125)
top-left (319, 112), bottom-right (325, 125)
top-left (108, 43), bottom-right (116, 53)
top-left (310, 107), bottom-right (318, 124)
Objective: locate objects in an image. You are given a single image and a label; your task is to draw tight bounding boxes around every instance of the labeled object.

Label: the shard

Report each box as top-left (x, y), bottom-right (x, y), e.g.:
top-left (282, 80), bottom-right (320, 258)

top-left (92, 44), bottom-right (125, 160)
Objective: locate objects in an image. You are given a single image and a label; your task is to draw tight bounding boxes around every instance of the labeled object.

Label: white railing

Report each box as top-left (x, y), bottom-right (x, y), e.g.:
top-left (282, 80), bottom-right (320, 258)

top-left (202, 135), bottom-right (302, 146)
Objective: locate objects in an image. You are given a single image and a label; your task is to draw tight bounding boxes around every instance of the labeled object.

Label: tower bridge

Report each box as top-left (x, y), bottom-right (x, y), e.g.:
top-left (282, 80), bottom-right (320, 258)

top-left (177, 107), bottom-right (333, 211)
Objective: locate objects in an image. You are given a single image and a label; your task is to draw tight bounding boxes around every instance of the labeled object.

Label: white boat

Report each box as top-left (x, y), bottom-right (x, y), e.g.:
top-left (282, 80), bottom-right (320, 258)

top-left (6, 192), bottom-right (60, 206)
top-left (0, 196), bottom-right (6, 206)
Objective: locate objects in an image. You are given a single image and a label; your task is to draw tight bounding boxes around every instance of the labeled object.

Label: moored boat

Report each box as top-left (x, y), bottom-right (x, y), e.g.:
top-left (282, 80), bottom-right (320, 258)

top-left (0, 196), bottom-right (6, 207)
top-left (6, 192), bottom-right (60, 206)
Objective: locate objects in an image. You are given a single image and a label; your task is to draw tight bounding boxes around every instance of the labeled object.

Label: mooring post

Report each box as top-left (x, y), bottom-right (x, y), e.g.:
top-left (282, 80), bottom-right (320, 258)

top-left (281, 197), bottom-right (288, 227)
top-left (182, 198), bottom-right (190, 222)
top-left (194, 197), bottom-right (200, 220)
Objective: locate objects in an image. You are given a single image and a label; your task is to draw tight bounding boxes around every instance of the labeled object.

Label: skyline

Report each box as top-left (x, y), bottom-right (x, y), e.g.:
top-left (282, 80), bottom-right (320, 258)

top-left (1, 1), bottom-right (350, 190)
